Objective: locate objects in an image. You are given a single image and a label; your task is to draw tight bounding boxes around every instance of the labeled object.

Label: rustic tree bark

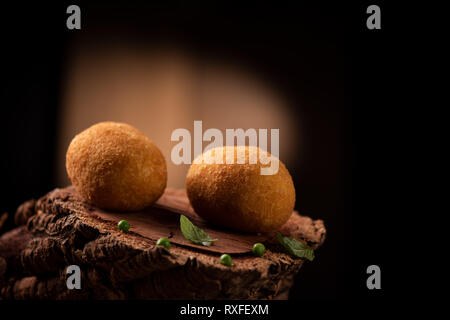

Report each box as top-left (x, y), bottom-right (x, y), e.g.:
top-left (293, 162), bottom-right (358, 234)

top-left (0, 187), bottom-right (326, 300)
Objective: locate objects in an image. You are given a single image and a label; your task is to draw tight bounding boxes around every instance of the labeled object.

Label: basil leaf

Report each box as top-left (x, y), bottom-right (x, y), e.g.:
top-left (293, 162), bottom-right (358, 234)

top-left (180, 215), bottom-right (218, 246)
top-left (276, 232), bottom-right (315, 261)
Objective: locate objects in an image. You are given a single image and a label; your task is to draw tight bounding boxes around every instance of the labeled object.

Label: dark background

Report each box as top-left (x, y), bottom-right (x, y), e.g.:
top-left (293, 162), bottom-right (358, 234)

top-left (0, 1), bottom-right (391, 302)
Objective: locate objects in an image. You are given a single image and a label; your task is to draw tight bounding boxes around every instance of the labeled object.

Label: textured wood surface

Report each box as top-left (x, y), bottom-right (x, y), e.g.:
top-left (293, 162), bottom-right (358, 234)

top-left (0, 186), bottom-right (326, 300)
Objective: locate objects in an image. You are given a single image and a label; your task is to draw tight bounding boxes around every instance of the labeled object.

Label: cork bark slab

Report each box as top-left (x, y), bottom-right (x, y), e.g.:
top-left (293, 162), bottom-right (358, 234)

top-left (0, 186), bottom-right (327, 300)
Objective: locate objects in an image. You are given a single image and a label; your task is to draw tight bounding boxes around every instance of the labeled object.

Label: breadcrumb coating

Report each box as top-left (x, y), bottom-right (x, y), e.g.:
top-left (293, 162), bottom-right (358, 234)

top-left (186, 146), bottom-right (295, 232)
top-left (66, 122), bottom-right (167, 211)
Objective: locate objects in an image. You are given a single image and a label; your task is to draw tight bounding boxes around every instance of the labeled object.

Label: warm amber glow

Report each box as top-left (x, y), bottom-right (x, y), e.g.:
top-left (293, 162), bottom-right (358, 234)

top-left (57, 44), bottom-right (299, 188)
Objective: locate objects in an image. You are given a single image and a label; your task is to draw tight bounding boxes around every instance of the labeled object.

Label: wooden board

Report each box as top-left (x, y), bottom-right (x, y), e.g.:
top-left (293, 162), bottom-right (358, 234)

top-left (90, 189), bottom-right (282, 254)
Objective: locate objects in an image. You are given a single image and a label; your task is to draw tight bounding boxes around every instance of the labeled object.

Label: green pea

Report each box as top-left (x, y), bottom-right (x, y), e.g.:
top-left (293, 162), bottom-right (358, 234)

top-left (117, 220), bottom-right (130, 232)
top-left (252, 243), bottom-right (266, 257)
top-left (220, 254), bottom-right (232, 266)
top-left (156, 237), bottom-right (171, 249)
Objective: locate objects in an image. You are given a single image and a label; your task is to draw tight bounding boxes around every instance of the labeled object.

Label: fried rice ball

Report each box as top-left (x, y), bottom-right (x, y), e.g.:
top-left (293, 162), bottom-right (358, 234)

top-left (186, 146), bottom-right (295, 232)
top-left (66, 122), bottom-right (167, 211)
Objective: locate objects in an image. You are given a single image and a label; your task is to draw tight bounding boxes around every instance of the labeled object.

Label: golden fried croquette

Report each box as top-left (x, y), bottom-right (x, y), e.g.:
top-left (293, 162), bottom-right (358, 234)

top-left (66, 122), bottom-right (167, 211)
top-left (186, 146), bottom-right (295, 232)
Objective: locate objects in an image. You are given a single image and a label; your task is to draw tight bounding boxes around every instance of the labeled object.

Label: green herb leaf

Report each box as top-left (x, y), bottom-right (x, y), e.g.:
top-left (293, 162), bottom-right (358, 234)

top-left (276, 232), bottom-right (315, 261)
top-left (180, 215), bottom-right (218, 246)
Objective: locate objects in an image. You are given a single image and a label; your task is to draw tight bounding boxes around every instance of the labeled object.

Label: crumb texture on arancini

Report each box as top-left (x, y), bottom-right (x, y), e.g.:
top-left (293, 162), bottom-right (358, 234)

top-left (186, 146), bottom-right (295, 232)
top-left (66, 121), bottom-right (167, 211)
